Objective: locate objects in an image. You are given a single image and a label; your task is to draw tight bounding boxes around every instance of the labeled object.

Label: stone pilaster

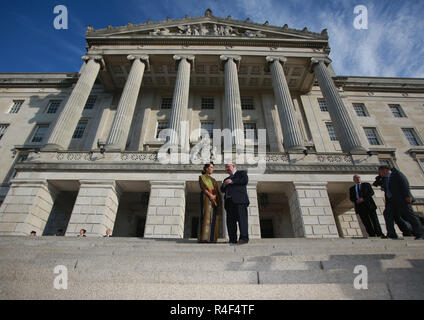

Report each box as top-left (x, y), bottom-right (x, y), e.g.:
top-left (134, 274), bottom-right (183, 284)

top-left (0, 180), bottom-right (56, 236)
top-left (247, 182), bottom-right (262, 239)
top-left (144, 181), bottom-right (186, 239)
top-left (334, 207), bottom-right (365, 238)
top-left (106, 55), bottom-right (149, 151)
top-left (310, 58), bottom-right (366, 154)
top-left (220, 55), bottom-right (244, 151)
top-left (169, 55), bottom-right (194, 149)
top-left (266, 56), bottom-right (305, 151)
top-left (288, 182), bottom-right (339, 238)
top-left (66, 180), bottom-right (120, 237)
top-left (44, 56), bottom-right (104, 150)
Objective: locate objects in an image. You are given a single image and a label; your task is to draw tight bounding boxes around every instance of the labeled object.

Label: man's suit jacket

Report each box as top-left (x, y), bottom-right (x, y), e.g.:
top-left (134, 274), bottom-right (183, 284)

top-left (384, 168), bottom-right (413, 205)
top-left (220, 170), bottom-right (250, 207)
top-left (349, 182), bottom-right (377, 213)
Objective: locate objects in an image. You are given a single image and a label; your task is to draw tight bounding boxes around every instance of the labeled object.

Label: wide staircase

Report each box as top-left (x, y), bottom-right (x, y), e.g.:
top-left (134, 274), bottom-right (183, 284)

top-left (0, 236), bottom-right (423, 300)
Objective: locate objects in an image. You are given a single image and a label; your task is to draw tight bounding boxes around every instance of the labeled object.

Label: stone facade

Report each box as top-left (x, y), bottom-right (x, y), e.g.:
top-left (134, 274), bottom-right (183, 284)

top-left (0, 10), bottom-right (423, 239)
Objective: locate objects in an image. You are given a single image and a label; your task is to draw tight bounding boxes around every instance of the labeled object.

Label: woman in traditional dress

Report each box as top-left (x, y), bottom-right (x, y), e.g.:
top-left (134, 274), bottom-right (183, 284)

top-left (198, 163), bottom-right (222, 243)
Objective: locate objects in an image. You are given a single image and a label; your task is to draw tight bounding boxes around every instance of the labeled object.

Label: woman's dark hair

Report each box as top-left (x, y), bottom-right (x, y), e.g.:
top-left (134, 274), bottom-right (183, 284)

top-left (202, 162), bottom-right (214, 174)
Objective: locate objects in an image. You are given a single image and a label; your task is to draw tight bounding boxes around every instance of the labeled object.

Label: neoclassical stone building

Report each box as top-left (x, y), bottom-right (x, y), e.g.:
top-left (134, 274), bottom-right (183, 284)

top-left (0, 10), bottom-right (423, 239)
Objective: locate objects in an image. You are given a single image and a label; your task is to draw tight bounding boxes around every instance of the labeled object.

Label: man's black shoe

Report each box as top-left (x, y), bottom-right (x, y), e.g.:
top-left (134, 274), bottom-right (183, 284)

top-left (414, 236), bottom-right (424, 240)
top-left (380, 235), bottom-right (388, 239)
top-left (238, 239), bottom-right (249, 245)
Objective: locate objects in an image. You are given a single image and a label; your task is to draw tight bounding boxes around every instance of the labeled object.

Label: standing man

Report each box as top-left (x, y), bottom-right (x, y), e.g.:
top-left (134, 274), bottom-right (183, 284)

top-left (378, 165), bottom-right (424, 240)
top-left (349, 175), bottom-right (384, 238)
top-left (220, 163), bottom-right (250, 245)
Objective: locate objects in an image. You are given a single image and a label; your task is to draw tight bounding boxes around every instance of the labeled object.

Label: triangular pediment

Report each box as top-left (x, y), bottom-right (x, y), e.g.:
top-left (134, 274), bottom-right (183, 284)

top-left (87, 11), bottom-right (328, 42)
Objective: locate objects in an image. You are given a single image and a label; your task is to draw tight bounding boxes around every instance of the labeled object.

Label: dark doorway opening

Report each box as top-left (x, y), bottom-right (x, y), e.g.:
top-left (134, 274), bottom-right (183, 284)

top-left (260, 219), bottom-right (274, 238)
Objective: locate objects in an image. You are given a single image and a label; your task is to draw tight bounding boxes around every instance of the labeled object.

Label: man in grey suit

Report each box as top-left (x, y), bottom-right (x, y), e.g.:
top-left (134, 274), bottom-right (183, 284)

top-left (378, 165), bottom-right (424, 240)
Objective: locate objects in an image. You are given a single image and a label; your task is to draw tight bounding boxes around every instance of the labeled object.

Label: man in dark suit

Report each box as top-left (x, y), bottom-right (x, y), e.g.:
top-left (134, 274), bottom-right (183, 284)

top-left (378, 165), bottom-right (424, 240)
top-left (349, 175), bottom-right (384, 238)
top-left (220, 163), bottom-right (250, 244)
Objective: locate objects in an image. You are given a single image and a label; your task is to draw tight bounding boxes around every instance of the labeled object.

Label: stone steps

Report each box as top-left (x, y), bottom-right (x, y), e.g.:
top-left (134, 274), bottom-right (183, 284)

top-left (1, 236), bottom-right (423, 299)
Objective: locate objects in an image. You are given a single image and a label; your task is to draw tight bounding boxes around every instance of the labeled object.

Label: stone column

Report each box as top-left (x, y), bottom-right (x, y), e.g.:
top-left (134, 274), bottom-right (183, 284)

top-left (220, 55), bottom-right (244, 151)
top-left (0, 180), bottom-right (56, 236)
top-left (247, 182), bottom-right (262, 239)
top-left (266, 56), bottom-right (305, 151)
top-left (106, 55), bottom-right (149, 151)
top-left (169, 55), bottom-right (194, 149)
top-left (310, 58), bottom-right (366, 154)
top-left (66, 180), bottom-right (121, 237)
top-left (144, 181), bottom-right (186, 239)
top-left (288, 182), bottom-right (339, 238)
top-left (44, 56), bottom-right (104, 150)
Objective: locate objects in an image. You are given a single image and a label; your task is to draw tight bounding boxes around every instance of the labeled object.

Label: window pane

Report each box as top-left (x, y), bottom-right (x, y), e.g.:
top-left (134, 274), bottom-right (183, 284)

top-left (326, 123), bottom-right (338, 141)
top-left (353, 103), bottom-right (367, 117)
top-left (402, 128), bottom-right (420, 146)
top-left (84, 96), bottom-right (97, 110)
top-left (201, 97), bottom-right (214, 109)
top-left (72, 120), bottom-right (88, 139)
top-left (156, 121), bottom-right (169, 138)
top-left (243, 122), bottom-right (257, 139)
top-left (389, 104), bottom-right (405, 118)
top-left (0, 124), bottom-right (9, 141)
top-left (318, 98), bottom-right (328, 112)
top-left (9, 100), bottom-right (24, 114)
top-left (364, 128), bottom-right (381, 145)
top-left (241, 97), bottom-right (254, 110)
top-left (161, 98), bottom-right (173, 109)
top-left (31, 125), bottom-right (49, 143)
top-left (46, 100), bottom-right (62, 114)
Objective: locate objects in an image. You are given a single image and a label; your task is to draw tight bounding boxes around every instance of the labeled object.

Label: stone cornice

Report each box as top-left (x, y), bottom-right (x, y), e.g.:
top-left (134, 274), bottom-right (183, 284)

top-left (334, 76), bottom-right (424, 93)
top-left (0, 73), bottom-right (79, 88)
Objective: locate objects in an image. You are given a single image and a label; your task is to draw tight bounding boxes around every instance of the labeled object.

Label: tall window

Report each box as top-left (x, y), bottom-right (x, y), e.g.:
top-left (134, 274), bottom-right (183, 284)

top-left (31, 125), bottom-right (49, 143)
top-left (402, 128), bottom-right (421, 146)
top-left (46, 100), bottom-right (62, 114)
top-left (84, 96), bottom-right (97, 110)
top-left (9, 100), bottom-right (24, 114)
top-left (72, 120), bottom-right (88, 139)
top-left (201, 97), bottom-right (214, 110)
top-left (318, 98), bottom-right (328, 112)
top-left (326, 123), bottom-right (338, 141)
top-left (156, 121), bottom-right (169, 139)
top-left (243, 122), bottom-right (257, 140)
top-left (161, 97), bottom-right (173, 109)
top-left (364, 128), bottom-right (382, 145)
top-left (389, 104), bottom-right (406, 118)
top-left (353, 103), bottom-right (368, 117)
top-left (200, 122), bottom-right (214, 139)
top-left (241, 97), bottom-right (254, 110)
top-left (0, 124), bottom-right (9, 141)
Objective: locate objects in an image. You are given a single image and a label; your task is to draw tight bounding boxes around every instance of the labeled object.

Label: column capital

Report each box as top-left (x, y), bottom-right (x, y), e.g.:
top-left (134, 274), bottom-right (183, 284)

top-left (265, 56), bottom-right (287, 72)
top-left (219, 55), bottom-right (241, 71)
top-left (82, 55), bottom-right (105, 70)
top-left (128, 54), bottom-right (150, 71)
top-left (309, 57), bottom-right (332, 73)
top-left (173, 55), bottom-right (195, 70)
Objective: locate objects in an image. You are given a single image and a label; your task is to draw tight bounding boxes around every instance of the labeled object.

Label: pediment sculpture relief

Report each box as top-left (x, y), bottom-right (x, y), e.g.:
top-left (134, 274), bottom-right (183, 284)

top-left (149, 23), bottom-right (266, 38)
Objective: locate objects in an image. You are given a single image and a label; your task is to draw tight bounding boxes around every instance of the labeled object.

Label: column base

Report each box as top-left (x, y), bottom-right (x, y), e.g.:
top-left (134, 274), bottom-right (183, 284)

top-left (104, 144), bottom-right (124, 152)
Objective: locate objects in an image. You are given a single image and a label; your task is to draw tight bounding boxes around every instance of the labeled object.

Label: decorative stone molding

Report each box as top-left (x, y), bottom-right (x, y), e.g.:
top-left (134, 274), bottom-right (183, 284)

top-left (317, 154), bottom-right (351, 164)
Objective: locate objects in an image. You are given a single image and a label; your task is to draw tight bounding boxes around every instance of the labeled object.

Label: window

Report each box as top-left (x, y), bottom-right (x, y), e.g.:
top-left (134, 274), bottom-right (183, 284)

top-left (201, 97), bottom-right (214, 110)
top-left (46, 100), bottom-right (62, 114)
top-left (402, 128), bottom-right (421, 146)
top-left (9, 100), bottom-right (24, 114)
top-left (318, 98), bottom-right (328, 112)
top-left (241, 97), bottom-right (254, 110)
top-left (84, 96), bottom-right (97, 110)
top-left (72, 120), bottom-right (88, 139)
top-left (200, 122), bottom-right (214, 139)
top-left (156, 121), bottom-right (169, 139)
top-left (353, 103), bottom-right (368, 117)
top-left (243, 122), bottom-right (257, 140)
top-left (364, 128), bottom-right (382, 145)
top-left (31, 125), bottom-right (49, 143)
top-left (161, 97), bottom-right (173, 109)
top-left (0, 124), bottom-right (9, 141)
top-left (326, 123), bottom-right (338, 141)
top-left (389, 104), bottom-right (406, 118)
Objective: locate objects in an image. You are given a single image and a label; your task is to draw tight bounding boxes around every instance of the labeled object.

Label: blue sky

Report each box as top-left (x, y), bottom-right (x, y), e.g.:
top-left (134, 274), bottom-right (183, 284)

top-left (1, 0), bottom-right (423, 77)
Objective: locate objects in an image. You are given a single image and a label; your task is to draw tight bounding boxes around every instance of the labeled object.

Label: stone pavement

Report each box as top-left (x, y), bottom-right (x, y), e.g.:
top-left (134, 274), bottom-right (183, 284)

top-left (0, 237), bottom-right (423, 300)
